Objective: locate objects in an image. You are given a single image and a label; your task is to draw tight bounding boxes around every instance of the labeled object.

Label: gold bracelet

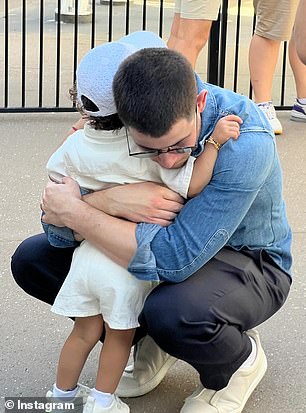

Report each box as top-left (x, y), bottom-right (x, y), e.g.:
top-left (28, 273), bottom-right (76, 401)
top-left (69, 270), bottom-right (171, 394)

top-left (206, 137), bottom-right (222, 151)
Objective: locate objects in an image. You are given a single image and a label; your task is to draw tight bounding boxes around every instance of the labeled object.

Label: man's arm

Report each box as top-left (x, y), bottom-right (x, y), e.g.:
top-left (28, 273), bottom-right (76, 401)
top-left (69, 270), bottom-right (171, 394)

top-left (42, 133), bottom-right (274, 281)
top-left (83, 182), bottom-right (184, 227)
top-left (42, 178), bottom-right (184, 267)
top-left (128, 132), bottom-right (276, 281)
top-left (42, 177), bottom-right (137, 268)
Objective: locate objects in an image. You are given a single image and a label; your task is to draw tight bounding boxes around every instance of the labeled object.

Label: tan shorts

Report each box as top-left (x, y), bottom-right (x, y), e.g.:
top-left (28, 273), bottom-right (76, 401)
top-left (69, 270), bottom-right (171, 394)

top-left (174, 0), bottom-right (221, 21)
top-left (253, 0), bottom-right (299, 41)
top-left (174, 0), bottom-right (299, 40)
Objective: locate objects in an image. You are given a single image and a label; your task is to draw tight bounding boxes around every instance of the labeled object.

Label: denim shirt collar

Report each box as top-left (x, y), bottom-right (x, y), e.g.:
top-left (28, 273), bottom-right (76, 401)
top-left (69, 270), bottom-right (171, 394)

top-left (193, 73), bottom-right (218, 156)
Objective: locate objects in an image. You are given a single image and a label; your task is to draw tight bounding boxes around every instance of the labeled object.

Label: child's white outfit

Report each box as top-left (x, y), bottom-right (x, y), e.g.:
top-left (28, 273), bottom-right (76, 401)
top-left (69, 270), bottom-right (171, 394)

top-left (48, 122), bottom-right (195, 328)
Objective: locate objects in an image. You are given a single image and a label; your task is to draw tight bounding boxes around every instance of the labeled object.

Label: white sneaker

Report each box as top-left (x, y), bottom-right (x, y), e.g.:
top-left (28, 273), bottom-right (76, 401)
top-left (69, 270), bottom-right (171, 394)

top-left (257, 101), bottom-right (283, 135)
top-left (46, 383), bottom-right (91, 412)
top-left (291, 99), bottom-right (306, 122)
top-left (180, 330), bottom-right (267, 413)
top-left (83, 395), bottom-right (129, 413)
top-left (116, 335), bottom-right (177, 397)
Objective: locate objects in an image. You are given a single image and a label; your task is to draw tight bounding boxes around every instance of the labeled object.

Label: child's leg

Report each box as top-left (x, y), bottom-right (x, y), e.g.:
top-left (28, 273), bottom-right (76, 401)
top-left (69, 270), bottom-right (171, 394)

top-left (56, 315), bottom-right (103, 390)
top-left (96, 324), bottom-right (135, 393)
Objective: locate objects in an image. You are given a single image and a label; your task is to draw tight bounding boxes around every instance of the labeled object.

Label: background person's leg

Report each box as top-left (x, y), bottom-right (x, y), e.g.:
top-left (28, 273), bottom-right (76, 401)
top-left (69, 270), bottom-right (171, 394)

top-left (294, 0), bottom-right (306, 64)
top-left (167, 16), bottom-right (213, 68)
top-left (250, 0), bottom-right (300, 134)
top-left (167, 0), bottom-right (221, 68)
top-left (249, 34), bottom-right (283, 134)
top-left (249, 34), bottom-right (281, 105)
top-left (140, 248), bottom-right (291, 391)
top-left (289, 34), bottom-right (306, 98)
top-left (289, 33), bottom-right (306, 121)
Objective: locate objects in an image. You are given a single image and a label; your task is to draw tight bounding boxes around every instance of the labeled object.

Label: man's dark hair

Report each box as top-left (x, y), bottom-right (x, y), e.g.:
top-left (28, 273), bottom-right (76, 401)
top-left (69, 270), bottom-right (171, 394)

top-left (69, 84), bottom-right (123, 131)
top-left (113, 48), bottom-right (197, 137)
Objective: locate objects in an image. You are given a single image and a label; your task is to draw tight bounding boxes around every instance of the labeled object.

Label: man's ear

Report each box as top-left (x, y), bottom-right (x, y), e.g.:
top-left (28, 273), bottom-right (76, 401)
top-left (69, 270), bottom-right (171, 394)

top-left (197, 90), bottom-right (208, 113)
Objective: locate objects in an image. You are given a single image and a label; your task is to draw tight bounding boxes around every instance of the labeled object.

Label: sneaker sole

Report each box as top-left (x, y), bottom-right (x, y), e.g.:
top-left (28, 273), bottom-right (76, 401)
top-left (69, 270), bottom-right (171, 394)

top-left (117, 355), bottom-right (177, 397)
top-left (274, 129), bottom-right (283, 135)
top-left (290, 114), bottom-right (306, 122)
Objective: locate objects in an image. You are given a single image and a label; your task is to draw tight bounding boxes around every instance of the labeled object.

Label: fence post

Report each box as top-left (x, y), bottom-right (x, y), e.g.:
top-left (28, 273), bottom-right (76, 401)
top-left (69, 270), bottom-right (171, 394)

top-left (207, 0), bottom-right (229, 87)
top-left (207, 15), bottom-right (220, 85)
top-left (55, 0), bottom-right (92, 23)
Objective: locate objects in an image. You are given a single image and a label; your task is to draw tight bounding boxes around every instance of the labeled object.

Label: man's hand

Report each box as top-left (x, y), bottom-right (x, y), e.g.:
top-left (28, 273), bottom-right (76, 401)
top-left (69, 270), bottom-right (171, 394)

top-left (211, 115), bottom-right (243, 145)
top-left (41, 177), bottom-right (81, 227)
top-left (83, 182), bottom-right (185, 227)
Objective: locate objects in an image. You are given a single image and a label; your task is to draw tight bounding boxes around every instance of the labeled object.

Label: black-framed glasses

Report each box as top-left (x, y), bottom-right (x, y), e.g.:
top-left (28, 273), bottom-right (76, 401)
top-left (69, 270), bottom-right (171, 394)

top-left (126, 110), bottom-right (198, 158)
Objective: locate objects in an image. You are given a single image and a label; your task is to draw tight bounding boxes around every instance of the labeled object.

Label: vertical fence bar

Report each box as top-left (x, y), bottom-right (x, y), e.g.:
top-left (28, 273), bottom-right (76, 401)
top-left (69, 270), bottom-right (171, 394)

top-left (207, 13), bottom-right (220, 85)
top-left (56, 0), bottom-right (61, 107)
top-left (142, 0), bottom-right (147, 30)
top-left (218, 0), bottom-right (228, 87)
top-left (280, 41), bottom-right (287, 107)
top-left (125, 0), bottom-right (130, 34)
top-left (233, 0), bottom-right (242, 92)
top-left (108, 0), bottom-right (113, 42)
top-left (248, 13), bottom-right (256, 99)
top-left (159, 0), bottom-right (164, 37)
top-left (91, 0), bottom-right (96, 49)
top-left (1, 0), bottom-right (292, 112)
top-left (21, 0), bottom-right (26, 107)
top-left (4, 0), bottom-right (9, 107)
top-left (39, 0), bottom-right (44, 107)
top-left (73, 0), bottom-right (79, 86)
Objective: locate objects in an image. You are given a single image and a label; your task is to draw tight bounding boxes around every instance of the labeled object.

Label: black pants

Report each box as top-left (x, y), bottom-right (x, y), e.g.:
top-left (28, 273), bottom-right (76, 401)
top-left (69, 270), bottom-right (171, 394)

top-left (11, 233), bottom-right (291, 390)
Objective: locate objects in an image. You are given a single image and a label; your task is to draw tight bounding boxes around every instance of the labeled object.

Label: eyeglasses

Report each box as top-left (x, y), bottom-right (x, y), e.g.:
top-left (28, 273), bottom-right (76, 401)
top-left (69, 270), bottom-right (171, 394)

top-left (126, 110), bottom-right (198, 158)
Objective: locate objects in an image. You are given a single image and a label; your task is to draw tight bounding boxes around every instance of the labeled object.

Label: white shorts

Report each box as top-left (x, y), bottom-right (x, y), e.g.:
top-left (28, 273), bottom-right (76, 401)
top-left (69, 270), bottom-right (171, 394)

top-left (52, 241), bottom-right (156, 329)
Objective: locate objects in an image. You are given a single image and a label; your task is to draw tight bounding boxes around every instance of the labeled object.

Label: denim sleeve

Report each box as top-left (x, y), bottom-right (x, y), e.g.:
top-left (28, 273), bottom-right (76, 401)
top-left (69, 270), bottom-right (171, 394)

top-left (128, 133), bottom-right (275, 282)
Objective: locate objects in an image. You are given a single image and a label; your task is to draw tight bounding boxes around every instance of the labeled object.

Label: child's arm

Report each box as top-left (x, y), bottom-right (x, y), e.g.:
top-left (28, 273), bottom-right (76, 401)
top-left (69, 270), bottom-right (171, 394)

top-left (65, 115), bottom-right (88, 140)
top-left (49, 115), bottom-right (89, 156)
top-left (188, 115), bottom-right (243, 197)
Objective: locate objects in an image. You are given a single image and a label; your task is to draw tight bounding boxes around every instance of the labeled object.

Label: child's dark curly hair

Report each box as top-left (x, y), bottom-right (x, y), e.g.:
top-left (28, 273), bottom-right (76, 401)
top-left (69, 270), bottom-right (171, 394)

top-left (69, 83), bottom-right (124, 131)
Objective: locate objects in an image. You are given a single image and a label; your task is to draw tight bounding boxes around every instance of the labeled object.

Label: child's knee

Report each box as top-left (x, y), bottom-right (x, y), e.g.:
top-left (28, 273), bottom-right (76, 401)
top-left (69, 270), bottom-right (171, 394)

top-left (73, 315), bottom-right (103, 344)
top-left (105, 324), bottom-right (135, 343)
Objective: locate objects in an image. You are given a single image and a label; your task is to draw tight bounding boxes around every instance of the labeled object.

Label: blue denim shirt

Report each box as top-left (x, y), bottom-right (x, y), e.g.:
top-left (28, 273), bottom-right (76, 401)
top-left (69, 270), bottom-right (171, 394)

top-left (128, 76), bottom-right (292, 282)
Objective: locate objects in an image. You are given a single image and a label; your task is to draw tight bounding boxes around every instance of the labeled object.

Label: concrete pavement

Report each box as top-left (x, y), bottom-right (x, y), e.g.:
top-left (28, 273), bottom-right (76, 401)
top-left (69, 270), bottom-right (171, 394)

top-left (0, 111), bottom-right (305, 412)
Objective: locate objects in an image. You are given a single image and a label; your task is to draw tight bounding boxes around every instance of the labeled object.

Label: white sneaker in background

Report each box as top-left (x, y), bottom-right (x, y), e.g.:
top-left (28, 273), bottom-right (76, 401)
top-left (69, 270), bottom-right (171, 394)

top-left (291, 99), bottom-right (306, 122)
top-left (257, 101), bottom-right (283, 135)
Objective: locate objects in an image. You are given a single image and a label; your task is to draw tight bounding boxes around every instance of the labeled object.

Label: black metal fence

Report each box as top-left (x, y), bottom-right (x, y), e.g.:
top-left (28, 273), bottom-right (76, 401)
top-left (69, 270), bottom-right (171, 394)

top-left (0, 0), bottom-right (294, 113)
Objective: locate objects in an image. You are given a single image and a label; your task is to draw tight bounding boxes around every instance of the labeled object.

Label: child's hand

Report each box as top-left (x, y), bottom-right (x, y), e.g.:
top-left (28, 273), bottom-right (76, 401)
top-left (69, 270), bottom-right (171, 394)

top-left (211, 115), bottom-right (243, 145)
top-left (73, 231), bottom-right (84, 242)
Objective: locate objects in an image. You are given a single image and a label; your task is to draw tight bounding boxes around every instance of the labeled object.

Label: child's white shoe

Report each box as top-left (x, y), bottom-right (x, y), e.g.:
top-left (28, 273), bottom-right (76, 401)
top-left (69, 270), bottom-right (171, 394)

top-left (83, 395), bottom-right (130, 413)
top-left (45, 383), bottom-right (91, 412)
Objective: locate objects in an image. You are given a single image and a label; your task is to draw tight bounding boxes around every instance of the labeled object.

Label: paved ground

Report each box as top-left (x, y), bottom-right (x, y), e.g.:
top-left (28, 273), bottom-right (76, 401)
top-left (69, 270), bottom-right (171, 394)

top-left (0, 111), bottom-right (305, 412)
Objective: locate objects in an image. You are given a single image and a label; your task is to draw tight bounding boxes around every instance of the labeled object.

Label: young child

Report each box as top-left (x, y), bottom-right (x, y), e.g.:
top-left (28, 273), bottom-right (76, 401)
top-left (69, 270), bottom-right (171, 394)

top-left (44, 32), bottom-right (242, 413)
